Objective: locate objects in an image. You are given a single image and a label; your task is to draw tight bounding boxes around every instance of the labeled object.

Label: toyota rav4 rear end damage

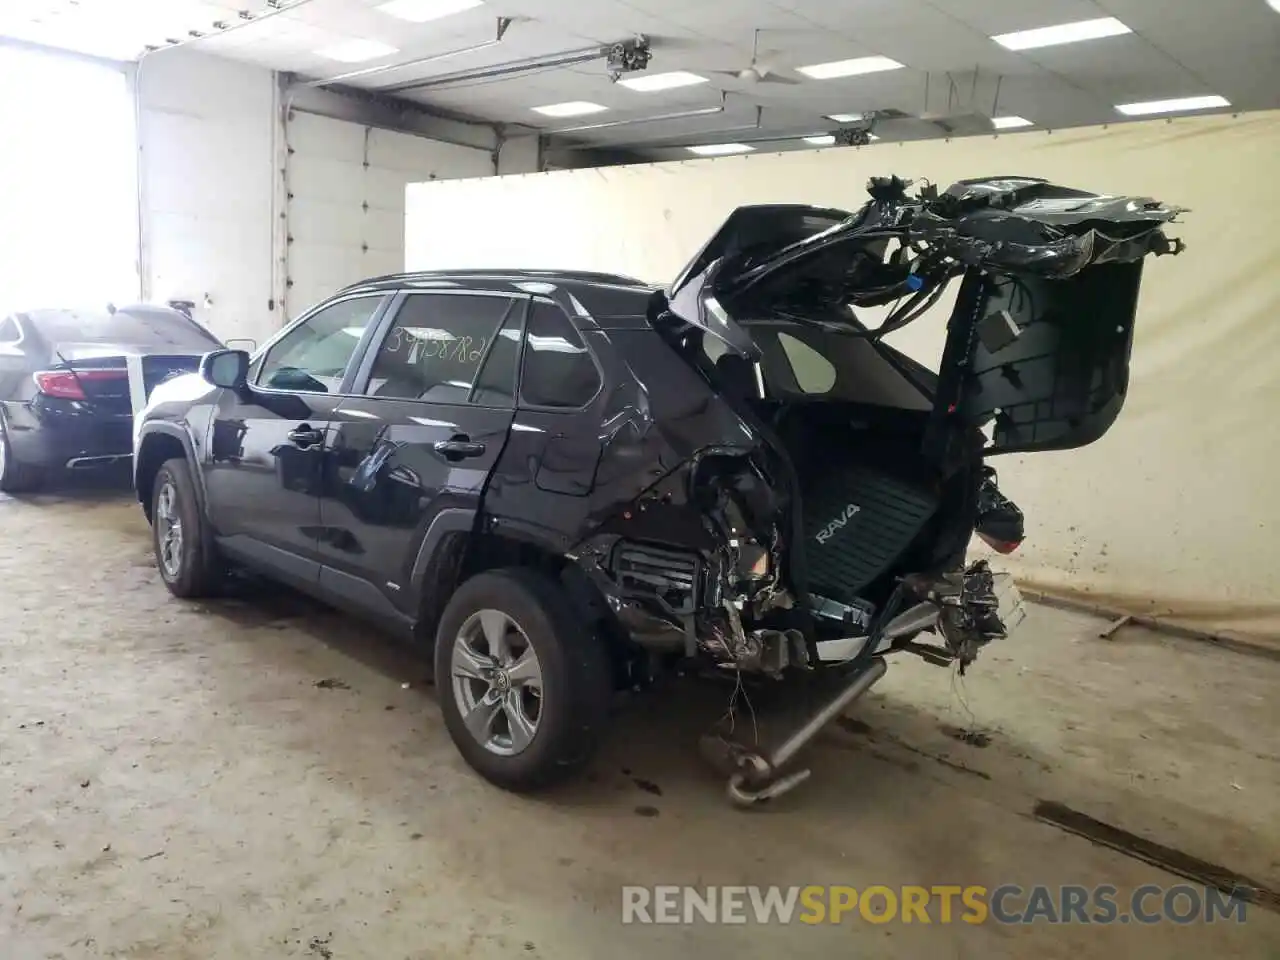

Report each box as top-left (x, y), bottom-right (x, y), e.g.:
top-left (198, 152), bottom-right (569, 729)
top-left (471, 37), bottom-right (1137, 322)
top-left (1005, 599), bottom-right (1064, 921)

top-left (136, 173), bottom-right (1183, 806)
top-left (572, 175), bottom-right (1184, 803)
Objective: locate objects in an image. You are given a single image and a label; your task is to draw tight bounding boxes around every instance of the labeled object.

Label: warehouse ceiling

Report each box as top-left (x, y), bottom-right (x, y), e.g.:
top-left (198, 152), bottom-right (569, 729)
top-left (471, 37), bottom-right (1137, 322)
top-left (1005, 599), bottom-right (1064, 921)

top-left (3, 0), bottom-right (1279, 161)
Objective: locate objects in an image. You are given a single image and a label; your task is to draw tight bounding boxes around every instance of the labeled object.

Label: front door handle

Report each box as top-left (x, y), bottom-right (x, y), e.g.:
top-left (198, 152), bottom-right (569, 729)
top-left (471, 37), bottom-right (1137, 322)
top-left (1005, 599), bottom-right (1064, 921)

top-left (288, 424), bottom-right (325, 448)
top-left (434, 436), bottom-right (486, 460)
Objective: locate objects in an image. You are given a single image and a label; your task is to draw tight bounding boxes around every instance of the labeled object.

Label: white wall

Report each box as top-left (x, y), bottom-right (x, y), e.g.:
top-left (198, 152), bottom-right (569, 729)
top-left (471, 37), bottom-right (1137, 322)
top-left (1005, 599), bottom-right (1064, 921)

top-left (135, 49), bottom-right (529, 345)
top-left (405, 112), bottom-right (1280, 642)
top-left (135, 50), bottom-right (277, 344)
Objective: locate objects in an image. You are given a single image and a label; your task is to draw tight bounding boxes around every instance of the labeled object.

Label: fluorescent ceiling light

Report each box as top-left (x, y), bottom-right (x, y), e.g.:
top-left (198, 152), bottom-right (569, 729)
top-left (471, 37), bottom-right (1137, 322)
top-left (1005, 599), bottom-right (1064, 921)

top-left (315, 39), bottom-right (399, 63)
top-left (797, 56), bottom-right (904, 80)
top-left (531, 101), bottom-right (608, 117)
top-left (1115, 95), bottom-right (1230, 116)
top-left (992, 115), bottom-right (1034, 129)
top-left (992, 17), bottom-right (1130, 51)
top-left (618, 71), bottom-right (708, 92)
top-left (377, 0), bottom-right (484, 22)
top-left (803, 135), bottom-right (836, 145)
top-left (687, 143), bottom-right (756, 156)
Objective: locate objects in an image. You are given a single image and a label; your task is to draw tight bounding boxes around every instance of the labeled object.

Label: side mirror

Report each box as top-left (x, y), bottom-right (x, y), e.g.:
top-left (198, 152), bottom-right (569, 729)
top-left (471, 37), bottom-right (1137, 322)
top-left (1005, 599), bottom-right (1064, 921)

top-left (200, 349), bottom-right (250, 390)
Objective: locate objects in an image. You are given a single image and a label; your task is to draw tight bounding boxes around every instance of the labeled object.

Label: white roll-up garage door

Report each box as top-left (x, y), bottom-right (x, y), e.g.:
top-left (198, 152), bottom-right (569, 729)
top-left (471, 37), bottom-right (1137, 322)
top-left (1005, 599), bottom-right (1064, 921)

top-left (283, 111), bottom-right (494, 319)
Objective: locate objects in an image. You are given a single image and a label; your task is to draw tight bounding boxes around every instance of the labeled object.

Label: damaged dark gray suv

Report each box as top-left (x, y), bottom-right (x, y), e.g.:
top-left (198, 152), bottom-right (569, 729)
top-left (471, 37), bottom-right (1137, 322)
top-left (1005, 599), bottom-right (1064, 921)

top-left (133, 175), bottom-right (1183, 804)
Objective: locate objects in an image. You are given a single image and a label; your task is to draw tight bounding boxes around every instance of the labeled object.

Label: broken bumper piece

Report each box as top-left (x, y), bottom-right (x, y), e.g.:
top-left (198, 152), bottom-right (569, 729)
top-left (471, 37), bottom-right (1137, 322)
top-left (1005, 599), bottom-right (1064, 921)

top-left (881, 561), bottom-right (1025, 671)
top-left (993, 572), bottom-right (1028, 636)
top-left (817, 563), bottom-right (1026, 669)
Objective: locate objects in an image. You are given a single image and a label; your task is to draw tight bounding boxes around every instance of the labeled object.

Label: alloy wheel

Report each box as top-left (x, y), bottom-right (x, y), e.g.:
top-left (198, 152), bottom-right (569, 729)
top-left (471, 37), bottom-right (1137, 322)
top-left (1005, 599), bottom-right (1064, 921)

top-left (450, 609), bottom-right (543, 757)
top-left (155, 480), bottom-right (184, 580)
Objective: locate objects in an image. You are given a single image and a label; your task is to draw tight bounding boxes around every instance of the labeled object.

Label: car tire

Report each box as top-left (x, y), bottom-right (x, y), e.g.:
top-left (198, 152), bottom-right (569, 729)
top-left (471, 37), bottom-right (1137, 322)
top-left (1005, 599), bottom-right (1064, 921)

top-left (0, 421), bottom-right (45, 494)
top-left (152, 457), bottom-right (222, 598)
top-left (434, 568), bottom-right (611, 792)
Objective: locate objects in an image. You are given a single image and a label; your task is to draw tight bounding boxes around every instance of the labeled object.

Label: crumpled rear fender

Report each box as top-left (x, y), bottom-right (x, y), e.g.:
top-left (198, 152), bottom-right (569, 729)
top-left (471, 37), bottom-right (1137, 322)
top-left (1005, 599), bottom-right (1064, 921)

top-left (576, 326), bottom-right (763, 545)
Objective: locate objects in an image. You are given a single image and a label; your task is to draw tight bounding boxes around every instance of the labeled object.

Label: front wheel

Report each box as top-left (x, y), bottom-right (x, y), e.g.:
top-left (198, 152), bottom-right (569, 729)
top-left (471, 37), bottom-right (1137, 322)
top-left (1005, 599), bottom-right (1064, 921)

top-left (434, 568), bottom-right (610, 792)
top-left (152, 458), bottom-right (222, 598)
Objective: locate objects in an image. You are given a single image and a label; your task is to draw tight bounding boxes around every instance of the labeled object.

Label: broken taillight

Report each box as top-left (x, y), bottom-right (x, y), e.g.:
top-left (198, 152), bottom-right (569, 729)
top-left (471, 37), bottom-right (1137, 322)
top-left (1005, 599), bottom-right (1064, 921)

top-left (977, 532), bottom-right (1022, 554)
top-left (975, 466), bottom-right (1024, 555)
top-left (33, 369), bottom-right (127, 400)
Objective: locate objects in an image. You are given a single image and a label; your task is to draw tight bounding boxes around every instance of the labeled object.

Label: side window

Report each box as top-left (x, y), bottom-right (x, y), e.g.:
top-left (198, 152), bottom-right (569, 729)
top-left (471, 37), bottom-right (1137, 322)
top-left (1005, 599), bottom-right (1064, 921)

top-left (257, 296), bottom-right (383, 393)
top-left (364, 294), bottom-right (519, 403)
top-left (0, 316), bottom-right (20, 342)
top-left (520, 303), bottom-right (600, 409)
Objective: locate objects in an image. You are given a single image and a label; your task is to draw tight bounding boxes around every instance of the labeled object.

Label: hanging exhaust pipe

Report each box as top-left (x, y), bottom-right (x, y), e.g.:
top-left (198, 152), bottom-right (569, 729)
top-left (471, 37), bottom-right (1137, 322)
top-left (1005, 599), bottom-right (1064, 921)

top-left (724, 656), bottom-right (888, 806)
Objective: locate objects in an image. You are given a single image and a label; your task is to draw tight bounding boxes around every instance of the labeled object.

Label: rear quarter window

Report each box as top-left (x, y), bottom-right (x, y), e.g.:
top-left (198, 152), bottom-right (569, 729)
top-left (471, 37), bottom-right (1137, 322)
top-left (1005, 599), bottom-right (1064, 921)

top-left (746, 323), bottom-right (933, 411)
top-left (520, 303), bottom-right (600, 409)
top-left (777, 332), bottom-right (837, 394)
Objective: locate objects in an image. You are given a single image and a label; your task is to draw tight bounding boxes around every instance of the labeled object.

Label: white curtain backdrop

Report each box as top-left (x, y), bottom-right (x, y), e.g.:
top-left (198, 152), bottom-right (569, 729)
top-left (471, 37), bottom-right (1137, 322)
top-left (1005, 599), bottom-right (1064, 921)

top-left (0, 45), bottom-right (138, 316)
top-left (405, 112), bottom-right (1280, 644)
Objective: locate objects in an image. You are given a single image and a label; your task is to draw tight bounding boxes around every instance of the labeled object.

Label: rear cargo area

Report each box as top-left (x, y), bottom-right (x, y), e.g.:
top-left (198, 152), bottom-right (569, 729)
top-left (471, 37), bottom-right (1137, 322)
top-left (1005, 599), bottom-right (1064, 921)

top-left (770, 403), bottom-right (941, 603)
top-left (765, 399), bottom-right (985, 615)
top-left (693, 316), bottom-right (980, 613)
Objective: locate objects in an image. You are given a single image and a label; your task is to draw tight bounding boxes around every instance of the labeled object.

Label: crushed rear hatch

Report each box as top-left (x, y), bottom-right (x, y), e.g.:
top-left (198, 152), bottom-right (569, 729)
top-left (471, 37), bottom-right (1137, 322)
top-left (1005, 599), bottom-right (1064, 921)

top-left (665, 175), bottom-right (1184, 455)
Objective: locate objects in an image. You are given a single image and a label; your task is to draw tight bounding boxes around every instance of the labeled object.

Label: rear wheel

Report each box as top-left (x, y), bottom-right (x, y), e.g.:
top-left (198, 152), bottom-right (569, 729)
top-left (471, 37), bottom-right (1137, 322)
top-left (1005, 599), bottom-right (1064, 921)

top-left (0, 421), bottom-right (44, 494)
top-left (435, 569), bottom-right (610, 792)
top-left (152, 458), bottom-right (222, 597)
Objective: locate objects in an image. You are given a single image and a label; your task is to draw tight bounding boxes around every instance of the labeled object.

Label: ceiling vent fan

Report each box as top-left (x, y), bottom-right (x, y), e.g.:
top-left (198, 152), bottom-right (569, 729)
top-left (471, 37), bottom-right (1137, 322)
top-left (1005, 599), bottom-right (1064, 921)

top-left (712, 29), bottom-right (799, 85)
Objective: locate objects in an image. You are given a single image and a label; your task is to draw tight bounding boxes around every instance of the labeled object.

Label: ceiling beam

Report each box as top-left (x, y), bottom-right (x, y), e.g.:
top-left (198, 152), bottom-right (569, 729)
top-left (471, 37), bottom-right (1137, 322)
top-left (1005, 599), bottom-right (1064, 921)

top-left (282, 78), bottom-right (501, 153)
top-left (378, 44), bottom-right (607, 95)
top-left (377, 35), bottom-right (651, 95)
top-left (303, 17), bottom-right (513, 89)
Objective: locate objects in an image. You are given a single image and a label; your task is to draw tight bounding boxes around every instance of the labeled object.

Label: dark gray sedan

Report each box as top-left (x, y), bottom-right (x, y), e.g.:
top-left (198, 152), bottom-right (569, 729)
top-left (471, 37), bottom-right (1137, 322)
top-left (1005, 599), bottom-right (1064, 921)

top-left (0, 304), bottom-right (222, 492)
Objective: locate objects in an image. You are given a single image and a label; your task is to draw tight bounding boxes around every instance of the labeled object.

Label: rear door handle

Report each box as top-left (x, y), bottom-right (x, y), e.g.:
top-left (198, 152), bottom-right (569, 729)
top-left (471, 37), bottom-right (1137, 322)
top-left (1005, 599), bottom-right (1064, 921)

top-left (288, 424), bottom-right (325, 448)
top-left (434, 437), bottom-right (486, 460)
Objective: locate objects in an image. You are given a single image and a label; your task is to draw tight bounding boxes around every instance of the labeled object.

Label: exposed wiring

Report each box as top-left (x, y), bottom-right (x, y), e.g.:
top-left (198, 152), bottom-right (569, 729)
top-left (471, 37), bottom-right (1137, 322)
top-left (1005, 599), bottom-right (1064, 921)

top-left (991, 273), bottom-right (1036, 319)
top-left (720, 668), bottom-right (759, 746)
top-left (948, 661), bottom-right (980, 733)
top-left (875, 271), bottom-right (956, 339)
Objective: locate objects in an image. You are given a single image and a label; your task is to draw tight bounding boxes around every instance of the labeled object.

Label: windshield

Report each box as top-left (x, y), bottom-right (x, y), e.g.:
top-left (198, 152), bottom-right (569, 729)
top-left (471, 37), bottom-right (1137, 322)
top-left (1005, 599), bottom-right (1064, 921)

top-left (700, 319), bottom-right (933, 411)
top-left (24, 307), bottom-right (222, 351)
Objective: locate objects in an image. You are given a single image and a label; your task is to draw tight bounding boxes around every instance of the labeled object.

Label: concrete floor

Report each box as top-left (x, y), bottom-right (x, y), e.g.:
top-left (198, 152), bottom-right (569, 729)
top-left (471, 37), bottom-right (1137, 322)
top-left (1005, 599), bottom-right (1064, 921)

top-left (1, 477), bottom-right (1277, 959)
